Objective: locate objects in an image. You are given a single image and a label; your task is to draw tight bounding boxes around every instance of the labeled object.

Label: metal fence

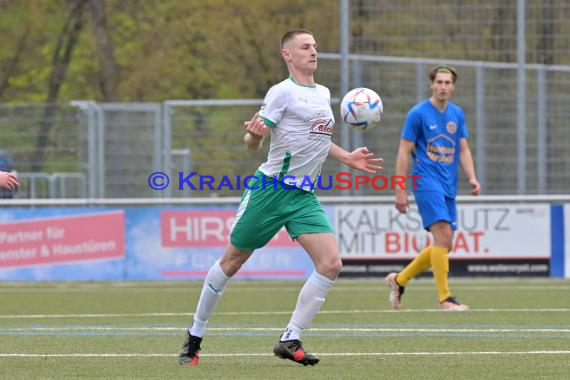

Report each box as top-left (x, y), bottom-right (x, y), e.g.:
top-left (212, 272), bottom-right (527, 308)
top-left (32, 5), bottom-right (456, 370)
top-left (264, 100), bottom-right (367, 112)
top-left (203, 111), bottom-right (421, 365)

top-left (336, 0), bottom-right (570, 196)
top-left (347, 0), bottom-right (569, 65)
top-left (2, 71), bottom-right (569, 199)
top-left (318, 55), bottom-right (570, 196)
top-left (1, 0), bottom-right (569, 198)
top-left (0, 104), bottom-right (88, 198)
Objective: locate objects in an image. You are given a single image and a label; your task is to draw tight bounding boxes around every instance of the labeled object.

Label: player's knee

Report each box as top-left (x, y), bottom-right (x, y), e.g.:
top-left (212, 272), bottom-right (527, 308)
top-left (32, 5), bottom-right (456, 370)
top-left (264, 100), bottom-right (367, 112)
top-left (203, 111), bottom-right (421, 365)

top-left (318, 256), bottom-right (342, 279)
top-left (433, 230), bottom-right (453, 250)
top-left (441, 235), bottom-right (453, 250)
top-left (219, 257), bottom-right (241, 276)
top-left (219, 248), bottom-right (250, 276)
top-left (434, 240), bottom-right (452, 251)
top-left (330, 257), bottom-right (343, 275)
top-left (434, 238), bottom-right (452, 250)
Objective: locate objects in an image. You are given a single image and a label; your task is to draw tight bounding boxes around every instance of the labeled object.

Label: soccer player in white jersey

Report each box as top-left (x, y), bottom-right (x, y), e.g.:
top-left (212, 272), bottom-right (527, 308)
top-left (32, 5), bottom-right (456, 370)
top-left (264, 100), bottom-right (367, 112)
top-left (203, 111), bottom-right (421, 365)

top-left (178, 29), bottom-right (383, 366)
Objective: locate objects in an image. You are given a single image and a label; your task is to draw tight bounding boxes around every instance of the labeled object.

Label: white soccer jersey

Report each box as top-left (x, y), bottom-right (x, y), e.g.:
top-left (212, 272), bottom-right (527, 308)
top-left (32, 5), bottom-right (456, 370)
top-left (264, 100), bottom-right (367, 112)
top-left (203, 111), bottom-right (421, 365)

top-left (258, 77), bottom-right (335, 191)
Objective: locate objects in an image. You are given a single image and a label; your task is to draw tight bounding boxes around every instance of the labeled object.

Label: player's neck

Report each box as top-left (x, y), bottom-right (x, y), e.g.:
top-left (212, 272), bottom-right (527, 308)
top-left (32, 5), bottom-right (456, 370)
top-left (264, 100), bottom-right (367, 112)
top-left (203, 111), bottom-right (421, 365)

top-left (289, 70), bottom-right (315, 87)
top-left (429, 97), bottom-right (448, 112)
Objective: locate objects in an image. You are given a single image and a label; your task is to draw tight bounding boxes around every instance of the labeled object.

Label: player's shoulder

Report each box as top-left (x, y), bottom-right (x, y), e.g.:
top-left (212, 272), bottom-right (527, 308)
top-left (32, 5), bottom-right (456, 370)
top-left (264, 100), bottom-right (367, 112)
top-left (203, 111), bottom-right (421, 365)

top-left (314, 82), bottom-right (329, 91)
top-left (314, 83), bottom-right (331, 97)
top-left (265, 79), bottom-right (294, 101)
top-left (408, 99), bottom-right (430, 116)
top-left (268, 78), bottom-right (292, 92)
top-left (447, 101), bottom-right (465, 115)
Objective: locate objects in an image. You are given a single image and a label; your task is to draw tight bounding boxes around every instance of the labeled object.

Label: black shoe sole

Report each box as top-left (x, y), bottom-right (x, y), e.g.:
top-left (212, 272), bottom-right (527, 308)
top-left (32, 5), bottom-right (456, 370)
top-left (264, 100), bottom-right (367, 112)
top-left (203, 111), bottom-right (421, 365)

top-left (274, 350), bottom-right (319, 366)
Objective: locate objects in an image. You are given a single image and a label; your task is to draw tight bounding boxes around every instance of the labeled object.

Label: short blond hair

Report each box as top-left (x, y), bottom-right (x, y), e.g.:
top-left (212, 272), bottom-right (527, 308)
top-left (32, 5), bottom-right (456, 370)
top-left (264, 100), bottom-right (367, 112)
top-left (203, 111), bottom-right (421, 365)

top-left (430, 65), bottom-right (458, 83)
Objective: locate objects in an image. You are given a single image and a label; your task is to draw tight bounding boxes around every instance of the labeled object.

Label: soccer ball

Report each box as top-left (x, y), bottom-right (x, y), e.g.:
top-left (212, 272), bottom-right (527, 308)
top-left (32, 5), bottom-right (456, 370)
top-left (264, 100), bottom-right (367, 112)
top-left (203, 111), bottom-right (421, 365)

top-left (340, 88), bottom-right (383, 130)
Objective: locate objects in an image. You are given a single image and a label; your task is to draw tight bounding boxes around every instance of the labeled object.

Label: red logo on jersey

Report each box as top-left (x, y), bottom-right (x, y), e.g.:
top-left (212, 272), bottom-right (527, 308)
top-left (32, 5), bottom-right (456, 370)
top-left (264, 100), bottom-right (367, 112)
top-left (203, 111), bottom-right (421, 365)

top-left (309, 119), bottom-right (333, 136)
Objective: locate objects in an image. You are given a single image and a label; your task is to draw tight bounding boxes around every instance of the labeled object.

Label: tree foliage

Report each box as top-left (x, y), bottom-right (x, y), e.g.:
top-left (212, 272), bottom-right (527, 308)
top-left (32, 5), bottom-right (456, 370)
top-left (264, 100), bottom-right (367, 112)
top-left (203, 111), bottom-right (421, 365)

top-left (0, 0), bottom-right (338, 102)
top-left (0, 0), bottom-right (567, 103)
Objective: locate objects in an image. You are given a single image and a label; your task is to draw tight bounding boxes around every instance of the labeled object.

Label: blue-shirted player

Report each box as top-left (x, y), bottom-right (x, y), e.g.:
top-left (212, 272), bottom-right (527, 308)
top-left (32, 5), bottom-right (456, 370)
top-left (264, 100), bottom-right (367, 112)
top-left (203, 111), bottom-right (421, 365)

top-left (385, 65), bottom-right (481, 311)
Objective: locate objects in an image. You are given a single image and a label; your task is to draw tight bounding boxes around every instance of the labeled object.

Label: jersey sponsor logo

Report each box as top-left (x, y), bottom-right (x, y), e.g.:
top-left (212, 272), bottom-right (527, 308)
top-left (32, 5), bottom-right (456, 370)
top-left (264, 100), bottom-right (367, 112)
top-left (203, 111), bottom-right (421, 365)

top-left (309, 118), bottom-right (333, 136)
top-left (446, 121), bottom-right (457, 134)
top-left (427, 135), bottom-right (456, 163)
top-left (429, 124), bottom-right (438, 130)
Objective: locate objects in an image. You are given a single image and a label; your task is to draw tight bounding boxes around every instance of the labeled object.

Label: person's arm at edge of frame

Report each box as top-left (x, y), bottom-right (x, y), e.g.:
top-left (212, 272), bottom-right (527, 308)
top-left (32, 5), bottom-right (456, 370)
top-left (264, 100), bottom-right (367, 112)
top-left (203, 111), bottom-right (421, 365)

top-left (459, 138), bottom-right (481, 196)
top-left (243, 112), bottom-right (269, 152)
top-left (395, 138), bottom-right (415, 213)
top-left (327, 143), bottom-right (383, 174)
top-left (0, 170), bottom-right (19, 191)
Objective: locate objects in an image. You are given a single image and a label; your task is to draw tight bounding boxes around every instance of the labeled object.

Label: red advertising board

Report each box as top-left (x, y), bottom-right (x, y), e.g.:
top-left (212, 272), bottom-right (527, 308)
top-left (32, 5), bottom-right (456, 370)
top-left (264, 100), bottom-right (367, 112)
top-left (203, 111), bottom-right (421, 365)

top-left (160, 210), bottom-right (297, 248)
top-left (0, 211), bottom-right (125, 268)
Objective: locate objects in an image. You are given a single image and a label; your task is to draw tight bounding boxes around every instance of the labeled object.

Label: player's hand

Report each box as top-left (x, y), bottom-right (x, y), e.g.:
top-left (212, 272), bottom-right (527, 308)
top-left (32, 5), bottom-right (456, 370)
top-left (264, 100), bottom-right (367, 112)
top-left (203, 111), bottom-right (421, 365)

top-left (469, 178), bottom-right (481, 196)
top-left (0, 171), bottom-right (19, 191)
top-left (347, 147), bottom-right (383, 174)
top-left (395, 190), bottom-right (409, 213)
top-left (244, 112), bottom-right (268, 139)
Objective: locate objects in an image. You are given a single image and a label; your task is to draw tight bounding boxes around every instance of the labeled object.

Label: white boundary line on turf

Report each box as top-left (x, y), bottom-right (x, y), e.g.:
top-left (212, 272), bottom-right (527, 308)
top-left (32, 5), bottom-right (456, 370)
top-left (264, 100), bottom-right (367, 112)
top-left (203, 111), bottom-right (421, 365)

top-left (1, 285), bottom-right (570, 293)
top-left (1, 351), bottom-right (570, 358)
top-left (2, 326), bottom-right (570, 333)
top-left (1, 308), bottom-right (570, 319)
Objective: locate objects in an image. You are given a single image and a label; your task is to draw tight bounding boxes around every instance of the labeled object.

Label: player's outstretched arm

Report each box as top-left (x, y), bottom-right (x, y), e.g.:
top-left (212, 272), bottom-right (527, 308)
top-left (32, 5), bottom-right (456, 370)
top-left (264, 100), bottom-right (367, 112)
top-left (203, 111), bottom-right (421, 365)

top-left (0, 171), bottom-right (19, 191)
top-left (243, 112), bottom-right (269, 152)
top-left (459, 138), bottom-right (481, 195)
top-left (328, 143), bottom-right (383, 174)
top-left (395, 138), bottom-right (415, 213)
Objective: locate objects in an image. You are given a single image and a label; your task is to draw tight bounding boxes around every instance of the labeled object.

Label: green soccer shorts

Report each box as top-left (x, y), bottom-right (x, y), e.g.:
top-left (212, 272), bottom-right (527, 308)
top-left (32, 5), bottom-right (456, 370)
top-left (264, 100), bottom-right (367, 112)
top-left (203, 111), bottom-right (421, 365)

top-left (230, 171), bottom-right (333, 251)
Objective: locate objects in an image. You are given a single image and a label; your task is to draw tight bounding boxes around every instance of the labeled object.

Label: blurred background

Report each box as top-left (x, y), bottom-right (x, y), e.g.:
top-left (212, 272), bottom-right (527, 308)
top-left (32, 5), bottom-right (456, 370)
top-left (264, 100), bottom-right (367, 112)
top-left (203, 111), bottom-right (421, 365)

top-left (1, 0), bottom-right (568, 198)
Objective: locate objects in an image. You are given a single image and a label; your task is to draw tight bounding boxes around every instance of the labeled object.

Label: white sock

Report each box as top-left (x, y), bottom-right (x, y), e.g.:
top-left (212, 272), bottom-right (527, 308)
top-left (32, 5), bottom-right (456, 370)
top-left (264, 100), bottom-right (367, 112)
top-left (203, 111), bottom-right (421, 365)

top-left (280, 271), bottom-right (334, 341)
top-left (189, 260), bottom-right (231, 337)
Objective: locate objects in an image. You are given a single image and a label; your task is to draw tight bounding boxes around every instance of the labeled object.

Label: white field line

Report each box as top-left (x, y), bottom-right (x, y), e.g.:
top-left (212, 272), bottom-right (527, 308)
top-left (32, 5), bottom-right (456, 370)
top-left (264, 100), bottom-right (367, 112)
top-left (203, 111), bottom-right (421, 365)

top-left (1, 285), bottom-right (570, 293)
top-left (0, 278), bottom-right (565, 286)
top-left (1, 326), bottom-right (570, 333)
top-left (1, 351), bottom-right (570, 358)
top-left (1, 308), bottom-right (570, 319)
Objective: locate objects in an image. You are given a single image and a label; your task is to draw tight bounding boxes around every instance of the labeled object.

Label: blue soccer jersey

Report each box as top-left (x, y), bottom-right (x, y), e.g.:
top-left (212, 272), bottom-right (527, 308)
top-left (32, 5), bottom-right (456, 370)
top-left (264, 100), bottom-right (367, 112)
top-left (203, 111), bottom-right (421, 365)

top-left (401, 99), bottom-right (468, 198)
